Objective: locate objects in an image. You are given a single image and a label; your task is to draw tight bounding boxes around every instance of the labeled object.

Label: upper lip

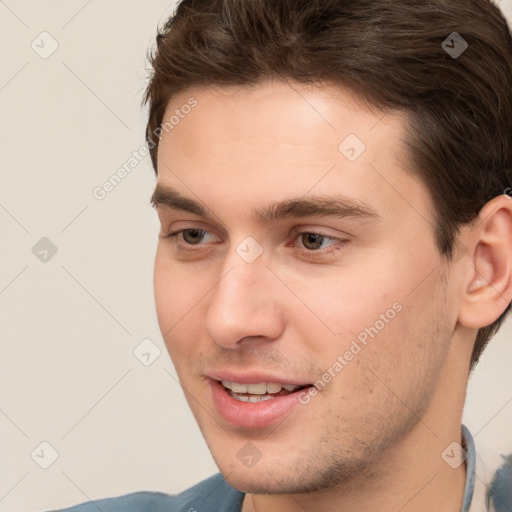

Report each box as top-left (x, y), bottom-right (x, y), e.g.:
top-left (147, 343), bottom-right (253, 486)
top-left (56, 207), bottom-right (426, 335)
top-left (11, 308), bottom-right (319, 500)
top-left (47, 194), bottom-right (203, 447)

top-left (207, 370), bottom-right (312, 386)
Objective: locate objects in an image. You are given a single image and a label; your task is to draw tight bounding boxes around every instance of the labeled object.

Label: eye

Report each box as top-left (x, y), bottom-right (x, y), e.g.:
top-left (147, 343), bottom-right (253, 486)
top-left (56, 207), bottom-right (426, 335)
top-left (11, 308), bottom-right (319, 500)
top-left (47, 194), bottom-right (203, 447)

top-left (180, 229), bottom-right (207, 245)
top-left (297, 232), bottom-right (339, 251)
top-left (163, 228), bottom-right (220, 246)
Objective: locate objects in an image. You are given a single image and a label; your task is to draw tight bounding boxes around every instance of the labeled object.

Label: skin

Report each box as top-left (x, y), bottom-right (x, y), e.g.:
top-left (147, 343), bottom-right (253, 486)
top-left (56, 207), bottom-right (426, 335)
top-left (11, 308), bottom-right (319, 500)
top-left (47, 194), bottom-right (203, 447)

top-left (152, 80), bottom-right (512, 512)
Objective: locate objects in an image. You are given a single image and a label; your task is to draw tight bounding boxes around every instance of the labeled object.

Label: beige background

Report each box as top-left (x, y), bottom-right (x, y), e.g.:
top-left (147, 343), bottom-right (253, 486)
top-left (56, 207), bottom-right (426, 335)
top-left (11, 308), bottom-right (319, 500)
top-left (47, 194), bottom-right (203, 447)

top-left (1, 1), bottom-right (511, 511)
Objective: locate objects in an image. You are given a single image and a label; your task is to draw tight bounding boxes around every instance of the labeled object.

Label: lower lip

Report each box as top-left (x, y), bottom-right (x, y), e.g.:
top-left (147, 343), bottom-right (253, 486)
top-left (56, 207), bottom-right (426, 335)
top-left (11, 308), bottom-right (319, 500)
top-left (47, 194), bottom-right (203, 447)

top-left (209, 380), bottom-right (308, 429)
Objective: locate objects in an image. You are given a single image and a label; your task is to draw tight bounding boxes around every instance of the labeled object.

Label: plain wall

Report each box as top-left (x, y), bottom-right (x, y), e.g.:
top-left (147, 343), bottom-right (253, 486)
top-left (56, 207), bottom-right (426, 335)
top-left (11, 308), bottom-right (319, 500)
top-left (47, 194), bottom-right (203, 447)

top-left (1, 1), bottom-right (511, 511)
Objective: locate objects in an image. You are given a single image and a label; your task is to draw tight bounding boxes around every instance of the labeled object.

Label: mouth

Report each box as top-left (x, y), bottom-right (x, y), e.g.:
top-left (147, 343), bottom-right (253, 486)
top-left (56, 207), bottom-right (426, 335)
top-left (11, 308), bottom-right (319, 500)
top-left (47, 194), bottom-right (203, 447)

top-left (220, 380), bottom-right (309, 403)
top-left (208, 377), bottom-right (313, 428)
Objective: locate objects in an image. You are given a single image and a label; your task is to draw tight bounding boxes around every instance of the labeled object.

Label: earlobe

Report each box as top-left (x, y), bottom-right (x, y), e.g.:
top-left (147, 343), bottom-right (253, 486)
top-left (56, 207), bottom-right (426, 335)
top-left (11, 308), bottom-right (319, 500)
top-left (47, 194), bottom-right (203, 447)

top-left (458, 195), bottom-right (512, 329)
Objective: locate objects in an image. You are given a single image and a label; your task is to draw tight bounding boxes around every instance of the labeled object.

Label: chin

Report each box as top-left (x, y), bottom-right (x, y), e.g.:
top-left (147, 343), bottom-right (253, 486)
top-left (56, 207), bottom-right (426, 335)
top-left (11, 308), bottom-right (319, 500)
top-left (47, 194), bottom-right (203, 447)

top-left (212, 449), bottom-right (373, 495)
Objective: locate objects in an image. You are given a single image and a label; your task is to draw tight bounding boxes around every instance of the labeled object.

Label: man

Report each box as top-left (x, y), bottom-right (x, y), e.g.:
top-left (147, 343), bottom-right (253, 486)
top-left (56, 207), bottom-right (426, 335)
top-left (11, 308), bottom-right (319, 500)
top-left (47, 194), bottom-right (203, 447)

top-left (53, 0), bottom-right (512, 510)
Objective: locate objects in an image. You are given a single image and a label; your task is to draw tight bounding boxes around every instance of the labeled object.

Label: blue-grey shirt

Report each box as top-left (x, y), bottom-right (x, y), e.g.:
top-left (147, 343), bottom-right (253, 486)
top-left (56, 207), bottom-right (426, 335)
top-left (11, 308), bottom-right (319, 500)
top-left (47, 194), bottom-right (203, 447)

top-left (47, 426), bottom-right (511, 512)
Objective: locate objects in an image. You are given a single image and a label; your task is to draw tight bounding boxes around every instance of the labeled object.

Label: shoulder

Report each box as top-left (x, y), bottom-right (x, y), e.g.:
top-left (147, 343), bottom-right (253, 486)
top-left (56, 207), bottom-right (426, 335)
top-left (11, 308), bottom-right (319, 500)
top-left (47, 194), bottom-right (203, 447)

top-left (487, 454), bottom-right (512, 512)
top-left (171, 472), bottom-right (245, 511)
top-left (47, 490), bottom-right (175, 512)
top-left (47, 473), bottom-right (245, 512)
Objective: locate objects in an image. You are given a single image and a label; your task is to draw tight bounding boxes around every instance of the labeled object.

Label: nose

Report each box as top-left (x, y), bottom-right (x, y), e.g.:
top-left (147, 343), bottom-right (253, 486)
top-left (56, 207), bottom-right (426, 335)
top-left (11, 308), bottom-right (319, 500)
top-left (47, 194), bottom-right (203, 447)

top-left (204, 255), bottom-right (286, 350)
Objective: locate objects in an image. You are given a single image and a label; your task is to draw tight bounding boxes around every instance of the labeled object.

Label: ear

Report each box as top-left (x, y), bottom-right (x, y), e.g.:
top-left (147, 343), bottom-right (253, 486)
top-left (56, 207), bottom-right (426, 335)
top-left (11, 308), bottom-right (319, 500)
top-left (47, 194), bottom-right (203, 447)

top-left (458, 194), bottom-right (512, 329)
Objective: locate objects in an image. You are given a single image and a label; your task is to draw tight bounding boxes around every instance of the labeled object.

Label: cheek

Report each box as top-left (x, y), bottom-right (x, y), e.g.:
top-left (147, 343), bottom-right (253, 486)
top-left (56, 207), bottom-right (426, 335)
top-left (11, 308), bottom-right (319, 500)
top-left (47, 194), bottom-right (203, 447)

top-left (334, 272), bottom-right (452, 401)
top-left (153, 250), bottom-right (205, 349)
top-left (153, 251), bottom-right (175, 332)
top-left (288, 266), bottom-right (400, 345)
top-left (290, 252), bottom-right (447, 372)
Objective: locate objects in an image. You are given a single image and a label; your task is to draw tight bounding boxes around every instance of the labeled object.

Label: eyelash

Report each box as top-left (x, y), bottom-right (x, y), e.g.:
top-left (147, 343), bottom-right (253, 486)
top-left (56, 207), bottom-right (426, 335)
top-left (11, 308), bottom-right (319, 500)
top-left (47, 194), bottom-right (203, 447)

top-left (161, 228), bottom-right (346, 256)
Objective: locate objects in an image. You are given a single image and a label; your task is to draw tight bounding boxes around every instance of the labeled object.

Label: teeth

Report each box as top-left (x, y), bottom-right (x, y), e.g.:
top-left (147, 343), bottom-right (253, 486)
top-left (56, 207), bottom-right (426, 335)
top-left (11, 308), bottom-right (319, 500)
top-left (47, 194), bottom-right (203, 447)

top-left (246, 382), bottom-right (267, 394)
top-left (230, 382), bottom-right (251, 393)
top-left (231, 392), bottom-right (274, 402)
top-left (220, 381), bottom-right (302, 394)
top-left (266, 383), bottom-right (282, 393)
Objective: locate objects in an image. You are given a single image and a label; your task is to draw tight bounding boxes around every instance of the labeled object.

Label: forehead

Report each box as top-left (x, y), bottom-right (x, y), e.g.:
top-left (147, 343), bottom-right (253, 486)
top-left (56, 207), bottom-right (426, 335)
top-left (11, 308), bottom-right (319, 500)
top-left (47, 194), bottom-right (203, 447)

top-left (161, 80), bottom-right (398, 163)
top-left (156, 80), bottom-right (432, 225)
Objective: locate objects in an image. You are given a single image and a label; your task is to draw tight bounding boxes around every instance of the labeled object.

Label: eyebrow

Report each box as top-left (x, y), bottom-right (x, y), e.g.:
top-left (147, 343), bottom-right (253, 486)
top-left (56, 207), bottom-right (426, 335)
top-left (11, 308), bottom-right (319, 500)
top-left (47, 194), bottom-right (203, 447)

top-left (150, 184), bottom-right (381, 222)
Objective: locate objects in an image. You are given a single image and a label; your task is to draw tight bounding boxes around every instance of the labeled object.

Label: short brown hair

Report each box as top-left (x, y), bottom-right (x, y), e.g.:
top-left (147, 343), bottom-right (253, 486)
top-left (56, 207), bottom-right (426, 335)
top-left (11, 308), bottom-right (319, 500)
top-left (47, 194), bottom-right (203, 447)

top-left (143, 0), bottom-right (512, 367)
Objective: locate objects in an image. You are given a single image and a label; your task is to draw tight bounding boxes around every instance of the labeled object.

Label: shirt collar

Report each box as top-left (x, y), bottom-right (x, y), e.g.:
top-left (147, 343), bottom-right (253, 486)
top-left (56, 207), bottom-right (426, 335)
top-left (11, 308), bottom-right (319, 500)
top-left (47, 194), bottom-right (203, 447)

top-left (461, 424), bottom-right (476, 512)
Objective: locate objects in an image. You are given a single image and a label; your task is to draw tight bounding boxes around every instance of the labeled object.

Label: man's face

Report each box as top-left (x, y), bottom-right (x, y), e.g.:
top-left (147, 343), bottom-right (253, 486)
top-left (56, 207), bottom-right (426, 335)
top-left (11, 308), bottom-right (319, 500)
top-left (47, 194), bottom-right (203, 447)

top-left (153, 81), bottom-right (461, 493)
